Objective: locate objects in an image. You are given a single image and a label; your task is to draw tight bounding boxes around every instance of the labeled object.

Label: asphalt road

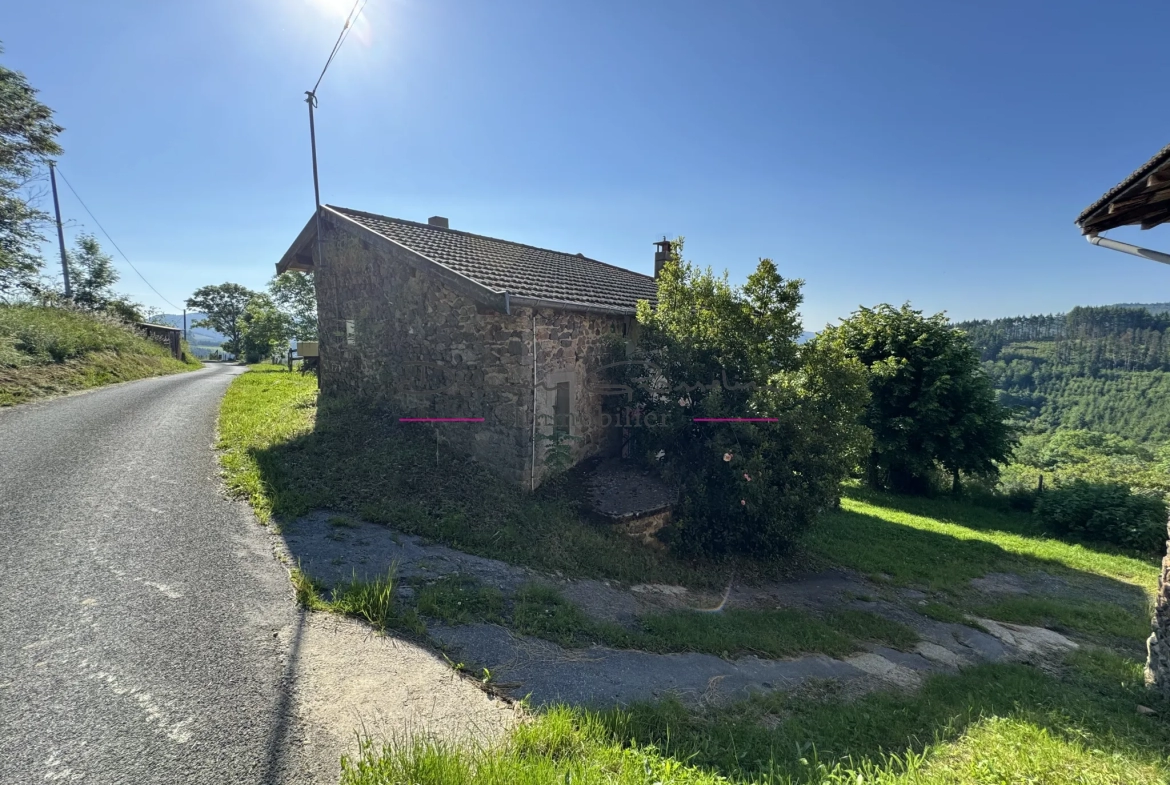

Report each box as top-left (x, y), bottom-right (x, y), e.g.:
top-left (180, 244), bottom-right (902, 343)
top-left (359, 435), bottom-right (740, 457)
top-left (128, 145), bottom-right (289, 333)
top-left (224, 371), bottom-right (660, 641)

top-left (0, 364), bottom-right (327, 784)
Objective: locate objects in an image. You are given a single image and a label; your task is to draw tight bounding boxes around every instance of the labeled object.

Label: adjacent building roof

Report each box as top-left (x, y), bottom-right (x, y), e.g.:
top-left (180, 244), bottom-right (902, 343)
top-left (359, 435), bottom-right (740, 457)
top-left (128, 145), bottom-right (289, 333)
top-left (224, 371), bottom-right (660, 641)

top-left (277, 205), bottom-right (658, 314)
top-left (1077, 142), bottom-right (1170, 235)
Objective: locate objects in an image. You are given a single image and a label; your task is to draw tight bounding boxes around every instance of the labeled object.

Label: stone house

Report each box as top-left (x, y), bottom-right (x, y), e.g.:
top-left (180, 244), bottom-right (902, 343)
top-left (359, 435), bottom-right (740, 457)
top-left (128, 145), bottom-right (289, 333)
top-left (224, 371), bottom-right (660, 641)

top-left (275, 205), bottom-right (665, 489)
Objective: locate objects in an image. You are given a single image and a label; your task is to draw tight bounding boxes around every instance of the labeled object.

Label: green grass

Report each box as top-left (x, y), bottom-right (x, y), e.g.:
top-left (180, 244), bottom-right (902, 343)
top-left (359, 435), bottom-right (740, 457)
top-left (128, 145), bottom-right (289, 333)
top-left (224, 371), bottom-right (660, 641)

top-left (291, 565), bottom-right (423, 635)
top-left (918, 601), bottom-right (972, 626)
top-left (342, 652), bottom-right (1170, 784)
top-left (0, 303), bottom-right (199, 405)
top-left (416, 575), bottom-right (505, 625)
top-left (506, 584), bottom-right (917, 659)
top-left (973, 596), bottom-right (1151, 646)
top-left (805, 485), bottom-right (1160, 596)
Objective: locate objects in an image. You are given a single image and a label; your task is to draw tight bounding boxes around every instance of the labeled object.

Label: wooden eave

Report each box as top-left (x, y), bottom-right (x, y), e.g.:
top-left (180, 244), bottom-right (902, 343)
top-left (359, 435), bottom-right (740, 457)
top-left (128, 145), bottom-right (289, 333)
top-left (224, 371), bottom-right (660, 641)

top-left (1078, 156), bottom-right (1170, 235)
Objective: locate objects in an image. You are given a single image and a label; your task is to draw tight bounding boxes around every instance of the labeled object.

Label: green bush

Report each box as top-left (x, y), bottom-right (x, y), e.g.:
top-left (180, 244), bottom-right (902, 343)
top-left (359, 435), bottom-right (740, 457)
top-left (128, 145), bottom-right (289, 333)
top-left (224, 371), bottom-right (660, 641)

top-left (1034, 479), bottom-right (1167, 552)
top-left (615, 246), bottom-right (871, 558)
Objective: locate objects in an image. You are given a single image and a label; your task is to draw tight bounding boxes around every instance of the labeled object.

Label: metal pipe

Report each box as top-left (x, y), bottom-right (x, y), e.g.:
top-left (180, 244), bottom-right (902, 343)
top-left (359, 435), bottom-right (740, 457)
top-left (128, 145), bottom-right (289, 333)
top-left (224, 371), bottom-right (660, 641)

top-left (1088, 234), bottom-right (1170, 266)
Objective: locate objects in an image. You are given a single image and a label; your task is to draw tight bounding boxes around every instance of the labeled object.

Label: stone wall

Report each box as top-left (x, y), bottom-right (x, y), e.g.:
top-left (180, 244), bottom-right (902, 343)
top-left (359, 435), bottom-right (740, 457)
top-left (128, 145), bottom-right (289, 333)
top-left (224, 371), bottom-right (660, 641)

top-left (530, 308), bottom-right (632, 484)
top-left (314, 219), bottom-right (630, 488)
top-left (1146, 519), bottom-right (1170, 697)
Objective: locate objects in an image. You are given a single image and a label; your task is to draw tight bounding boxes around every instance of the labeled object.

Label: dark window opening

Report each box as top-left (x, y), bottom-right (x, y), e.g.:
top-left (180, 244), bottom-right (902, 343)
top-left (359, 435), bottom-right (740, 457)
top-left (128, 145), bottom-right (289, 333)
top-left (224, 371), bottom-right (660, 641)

top-left (554, 381), bottom-right (571, 433)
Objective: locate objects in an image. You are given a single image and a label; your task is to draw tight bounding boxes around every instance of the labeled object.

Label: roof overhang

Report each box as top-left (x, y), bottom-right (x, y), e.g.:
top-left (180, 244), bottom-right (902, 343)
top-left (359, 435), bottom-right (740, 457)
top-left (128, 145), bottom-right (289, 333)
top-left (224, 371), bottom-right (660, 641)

top-left (275, 212), bottom-right (321, 275)
top-left (1077, 142), bottom-right (1170, 235)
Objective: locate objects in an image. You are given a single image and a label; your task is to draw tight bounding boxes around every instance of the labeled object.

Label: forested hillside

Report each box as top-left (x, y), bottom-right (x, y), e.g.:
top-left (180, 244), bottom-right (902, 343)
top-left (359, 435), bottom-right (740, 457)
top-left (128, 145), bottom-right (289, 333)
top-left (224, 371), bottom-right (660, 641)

top-left (955, 306), bottom-right (1170, 444)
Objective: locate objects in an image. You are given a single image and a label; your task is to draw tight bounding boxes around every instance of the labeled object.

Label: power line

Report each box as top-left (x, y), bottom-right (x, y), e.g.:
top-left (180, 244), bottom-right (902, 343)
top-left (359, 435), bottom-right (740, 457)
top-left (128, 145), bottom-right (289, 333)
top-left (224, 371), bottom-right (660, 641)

top-left (311, 0), bottom-right (367, 96)
top-left (53, 167), bottom-right (183, 313)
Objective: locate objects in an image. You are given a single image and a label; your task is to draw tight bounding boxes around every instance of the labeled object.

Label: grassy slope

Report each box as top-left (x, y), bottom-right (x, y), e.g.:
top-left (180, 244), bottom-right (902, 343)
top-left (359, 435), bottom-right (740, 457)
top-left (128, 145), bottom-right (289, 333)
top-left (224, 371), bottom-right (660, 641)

top-left (0, 304), bottom-right (200, 405)
top-left (220, 366), bottom-right (1170, 784)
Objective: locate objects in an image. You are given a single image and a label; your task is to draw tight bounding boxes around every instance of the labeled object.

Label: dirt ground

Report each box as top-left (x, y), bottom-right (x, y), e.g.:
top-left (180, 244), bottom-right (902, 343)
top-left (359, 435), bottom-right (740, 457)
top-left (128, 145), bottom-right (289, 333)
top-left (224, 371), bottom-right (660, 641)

top-left (281, 613), bottom-right (521, 781)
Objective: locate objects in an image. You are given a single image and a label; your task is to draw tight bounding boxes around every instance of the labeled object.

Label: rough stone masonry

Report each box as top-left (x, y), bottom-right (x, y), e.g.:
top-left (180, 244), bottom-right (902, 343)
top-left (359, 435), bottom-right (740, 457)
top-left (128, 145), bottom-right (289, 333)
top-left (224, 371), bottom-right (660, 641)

top-left (1146, 517), bottom-right (1170, 696)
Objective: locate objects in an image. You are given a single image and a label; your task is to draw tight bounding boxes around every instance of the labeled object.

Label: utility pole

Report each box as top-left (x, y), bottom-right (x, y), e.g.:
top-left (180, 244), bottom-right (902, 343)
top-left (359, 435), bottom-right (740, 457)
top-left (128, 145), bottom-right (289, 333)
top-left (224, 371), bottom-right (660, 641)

top-left (305, 91), bottom-right (324, 271)
top-left (49, 162), bottom-right (71, 298)
top-left (183, 308), bottom-right (187, 341)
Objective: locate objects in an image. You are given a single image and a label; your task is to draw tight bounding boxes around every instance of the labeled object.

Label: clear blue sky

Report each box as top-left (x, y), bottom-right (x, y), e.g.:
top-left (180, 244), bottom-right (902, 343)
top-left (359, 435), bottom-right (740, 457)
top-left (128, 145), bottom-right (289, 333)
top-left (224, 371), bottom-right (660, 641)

top-left (6, 0), bottom-right (1170, 329)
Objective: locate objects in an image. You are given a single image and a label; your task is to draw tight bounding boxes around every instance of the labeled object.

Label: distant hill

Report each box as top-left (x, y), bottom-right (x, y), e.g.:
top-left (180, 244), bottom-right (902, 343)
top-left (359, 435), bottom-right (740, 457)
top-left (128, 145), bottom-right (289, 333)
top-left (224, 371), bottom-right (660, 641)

top-left (955, 306), bottom-right (1170, 443)
top-left (153, 313), bottom-right (225, 346)
top-left (797, 331), bottom-right (815, 344)
top-left (1112, 302), bottom-right (1170, 315)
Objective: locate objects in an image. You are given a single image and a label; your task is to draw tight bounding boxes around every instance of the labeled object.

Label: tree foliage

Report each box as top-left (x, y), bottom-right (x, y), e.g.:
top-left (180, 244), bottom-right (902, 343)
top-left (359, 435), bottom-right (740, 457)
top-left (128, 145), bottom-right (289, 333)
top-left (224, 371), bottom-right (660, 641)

top-left (957, 305), bottom-right (1170, 444)
top-left (0, 45), bottom-right (63, 298)
top-left (825, 303), bottom-right (1017, 495)
top-left (611, 242), bottom-right (871, 557)
top-left (186, 283), bottom-right (255, 357)
top-left (268, 271), bottom-right (316, 340)
top-left (239, 294), bottom-right (292, 363)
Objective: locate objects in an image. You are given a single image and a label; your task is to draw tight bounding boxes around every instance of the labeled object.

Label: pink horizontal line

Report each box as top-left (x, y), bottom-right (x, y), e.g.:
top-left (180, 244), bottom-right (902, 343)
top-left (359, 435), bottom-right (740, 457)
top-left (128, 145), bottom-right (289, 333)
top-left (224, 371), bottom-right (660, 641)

top-left (399, 417), bottom-right (485, 423)
top-left (693, 417), bottom-right (779, 422)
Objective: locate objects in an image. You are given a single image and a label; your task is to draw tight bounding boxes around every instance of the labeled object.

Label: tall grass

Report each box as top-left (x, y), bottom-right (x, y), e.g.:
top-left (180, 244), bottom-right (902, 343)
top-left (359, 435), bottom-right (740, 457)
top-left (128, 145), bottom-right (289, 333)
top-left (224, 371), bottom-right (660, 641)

top-left (0, 303), bottom-right (199, 405)
top-left (0, 302), bottom-right (169, 365)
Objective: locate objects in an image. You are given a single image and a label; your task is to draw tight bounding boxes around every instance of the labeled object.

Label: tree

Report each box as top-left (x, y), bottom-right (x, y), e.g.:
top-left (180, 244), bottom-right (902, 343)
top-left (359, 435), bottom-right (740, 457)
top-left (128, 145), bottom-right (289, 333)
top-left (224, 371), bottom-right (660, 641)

top-left (186, 283), bottom-right (255, 357)
top-left (0, 44), bottom-right (64, 298)
top-left (239, 294), bottom-right (292, 363)
top-left (268, 271), bottom-right (316, 340)
top-left (825, 303), bottom-right (1017, 495)
top-left (610, 242), bottom-right (871, 557)
top-left (61, 233), bottom-right (145, 322)
top-left (67, 234), bottom-right (118, 310)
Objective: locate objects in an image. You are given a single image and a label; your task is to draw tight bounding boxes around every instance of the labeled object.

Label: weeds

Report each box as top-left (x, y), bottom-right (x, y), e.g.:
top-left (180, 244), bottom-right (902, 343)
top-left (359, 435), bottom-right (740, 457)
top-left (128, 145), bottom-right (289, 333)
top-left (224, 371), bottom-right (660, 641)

top-left (417, 575), bottom-right (505, 625)
top-left (292, 564), bottom-right (423, 635)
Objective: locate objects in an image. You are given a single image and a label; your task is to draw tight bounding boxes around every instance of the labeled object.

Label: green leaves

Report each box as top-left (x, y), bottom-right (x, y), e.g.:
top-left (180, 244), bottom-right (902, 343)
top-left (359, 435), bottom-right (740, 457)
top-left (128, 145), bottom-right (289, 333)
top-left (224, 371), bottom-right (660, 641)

top-left (186, 283), bottom-right (257, 356)
top-left (0, 45), bottom-right (64, 298)
top-left (268, 271), bottom-right (317, 341)
top-left (827, 303), bottom-right (1017, 495)
top-left (618, 242), bottom-right (869, 557)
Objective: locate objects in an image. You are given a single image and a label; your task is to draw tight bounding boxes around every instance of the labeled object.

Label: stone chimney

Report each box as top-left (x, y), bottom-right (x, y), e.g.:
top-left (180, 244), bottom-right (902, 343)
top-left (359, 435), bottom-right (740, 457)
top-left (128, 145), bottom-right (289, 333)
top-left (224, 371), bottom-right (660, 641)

top-left (428, 216), bottom-right (449, 229)
top-left (653, 239), bottom-right (673, 278)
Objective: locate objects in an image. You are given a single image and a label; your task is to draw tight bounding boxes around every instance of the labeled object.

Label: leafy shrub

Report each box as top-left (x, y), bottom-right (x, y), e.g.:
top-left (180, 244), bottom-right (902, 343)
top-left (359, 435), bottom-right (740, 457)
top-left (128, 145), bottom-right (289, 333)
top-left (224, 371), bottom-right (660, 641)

top-left (614, 245), bottom-right (871, 558)
top-left (1034, 479), bottom-right (1167, 552)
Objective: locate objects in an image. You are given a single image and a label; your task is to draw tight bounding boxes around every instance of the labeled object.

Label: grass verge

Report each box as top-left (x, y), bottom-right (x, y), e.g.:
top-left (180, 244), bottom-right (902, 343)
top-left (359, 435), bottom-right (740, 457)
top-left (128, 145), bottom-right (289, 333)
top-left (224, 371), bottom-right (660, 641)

top-left (342, 650), bottom-right (1170, 784)
top-left (0, 303), bottom-right (200, 405)
top-left (416, 580), bottom-right (917, 659)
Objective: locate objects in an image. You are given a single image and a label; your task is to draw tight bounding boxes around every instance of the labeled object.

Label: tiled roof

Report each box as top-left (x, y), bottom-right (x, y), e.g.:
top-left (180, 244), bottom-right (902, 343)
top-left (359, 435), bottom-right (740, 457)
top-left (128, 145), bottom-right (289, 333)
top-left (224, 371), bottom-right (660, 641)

top-left (330, 206), bottom-right (658, 312)
top-left (1077, 141), bottom-right (1170, 229)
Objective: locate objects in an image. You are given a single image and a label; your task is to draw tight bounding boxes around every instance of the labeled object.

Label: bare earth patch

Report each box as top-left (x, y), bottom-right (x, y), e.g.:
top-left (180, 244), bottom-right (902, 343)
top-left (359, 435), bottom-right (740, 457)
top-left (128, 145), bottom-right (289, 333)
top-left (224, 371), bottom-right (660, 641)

top-left (277, 606), bottom-right (521, 782)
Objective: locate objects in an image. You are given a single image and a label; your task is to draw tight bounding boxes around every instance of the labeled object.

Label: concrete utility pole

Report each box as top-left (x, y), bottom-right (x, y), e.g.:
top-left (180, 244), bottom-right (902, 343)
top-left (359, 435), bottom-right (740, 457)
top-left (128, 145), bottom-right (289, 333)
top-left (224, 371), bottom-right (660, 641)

top-left (49, 162), bottom-right (71, 298)
top-left (183, 308), bottom-right (187, 341)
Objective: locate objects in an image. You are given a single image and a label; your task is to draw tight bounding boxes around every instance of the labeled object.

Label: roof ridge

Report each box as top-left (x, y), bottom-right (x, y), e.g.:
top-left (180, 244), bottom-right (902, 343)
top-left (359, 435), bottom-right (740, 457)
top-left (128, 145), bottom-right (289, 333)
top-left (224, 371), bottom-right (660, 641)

top-left (327, 204), bottom-right (655, 283)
